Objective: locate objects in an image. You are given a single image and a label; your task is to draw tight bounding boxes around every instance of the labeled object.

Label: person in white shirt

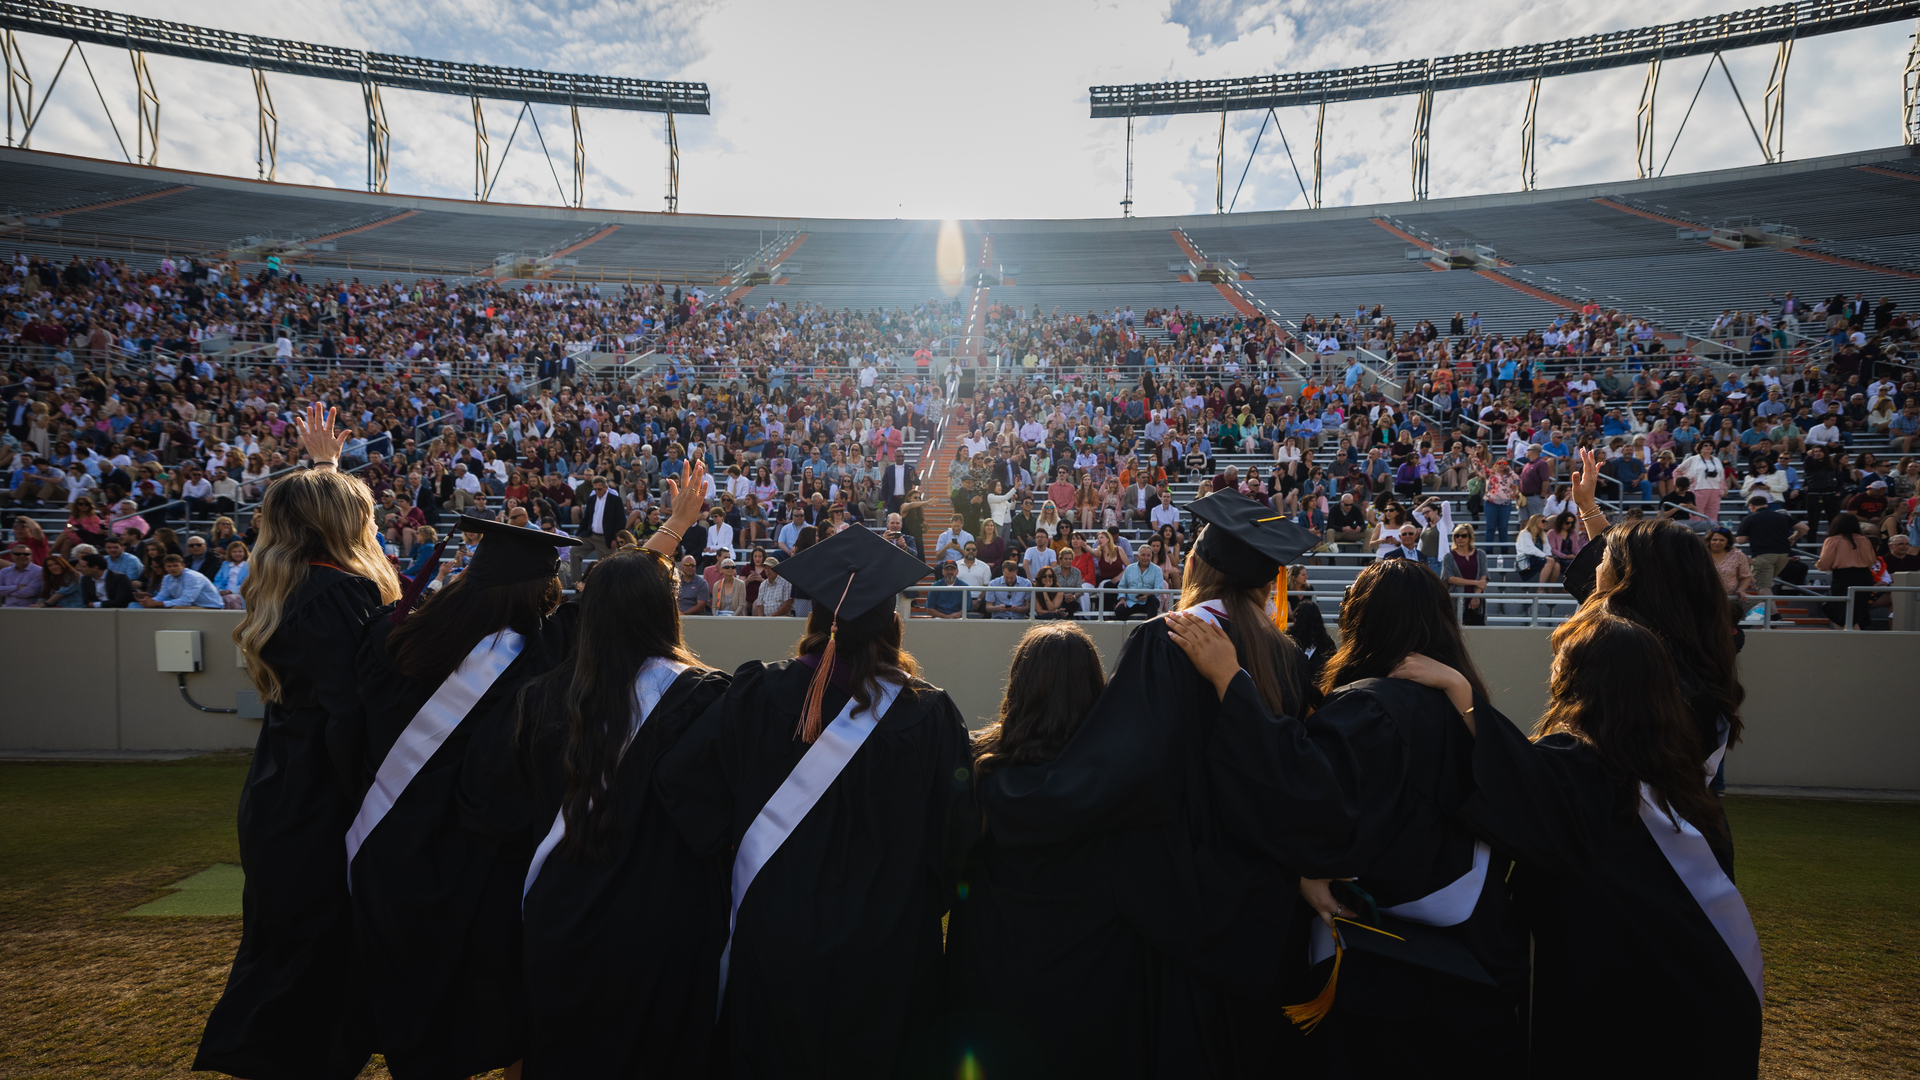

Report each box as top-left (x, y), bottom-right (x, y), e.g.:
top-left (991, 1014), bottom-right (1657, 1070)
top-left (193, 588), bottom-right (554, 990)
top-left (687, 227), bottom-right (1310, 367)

top-left (702, 508), bottom-right (735, 566)
top-left (1149, 493), bottom-right (1182, 532)
top-left (1022, 539), bottom-right (1057, 581)
top-left (1805, 416), bottom-right (1843, 449)
top-left (952, 542), bottom-right (993, 615)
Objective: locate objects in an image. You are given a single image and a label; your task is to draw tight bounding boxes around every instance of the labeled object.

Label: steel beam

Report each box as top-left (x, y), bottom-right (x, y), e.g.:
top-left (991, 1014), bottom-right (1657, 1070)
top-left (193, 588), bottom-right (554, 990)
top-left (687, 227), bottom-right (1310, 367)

top-left (1093, 0), bottom-right (1914, 117)
top-left (664, 106), bottom-right (678, 213)
top-left (1312, 101), bottom-right (1323, 209)
top-left (254, 67), bottom-right (275, 181)
top-left (363, 80), bottom-right (388, 193)
top-left (1521, 75), bottom-right (1540, 190)
top-left (1409, 80), bottom-right (1432, 201)
top-left (1763, 38), bottom-right (1791, 161)
top-left (1214, 106), bottom-right (1226, 213)
top-left (570, 101), bottom-right (583, 208)
top-left (1907, 19), bottom-right (1920, 144)
top-left (1121, 108), bottom-right (1134, 217)
top-left (5, 29), bottom-right (31, 147)
top-left (129, 47), bottom-right (157, 165)
top-left (1635, 54), bottom-right (1661, 179)
top-left (0, 0), bottom-right (709, 114)
top-left (472, 94), bottom-right (488, 201)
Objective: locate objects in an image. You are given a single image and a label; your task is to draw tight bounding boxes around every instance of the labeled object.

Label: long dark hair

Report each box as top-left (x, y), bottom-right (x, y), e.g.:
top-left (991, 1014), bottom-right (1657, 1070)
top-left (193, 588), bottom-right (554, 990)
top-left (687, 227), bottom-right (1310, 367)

top-left (526, 550), bottom-right (701, 862)
top-left (1542, 613), bottom-right (1726, 839)
top-left (796, 599), bottom-right (919, 719)
top-left (386, 570), bottom-right (562, 685)
top-left (1320, 558), bottom-right (1489, 700)
top-left (973, 623), bottom-right (1106, 783)
top-left (1178, 548), bottom-right (1303, 716)
top-left (1566, 519), bottom-right (1744, 748)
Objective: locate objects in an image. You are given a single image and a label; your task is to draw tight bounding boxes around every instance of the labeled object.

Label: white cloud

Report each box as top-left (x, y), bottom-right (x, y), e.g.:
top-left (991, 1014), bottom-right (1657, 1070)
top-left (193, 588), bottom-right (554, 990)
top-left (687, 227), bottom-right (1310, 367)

top-left (11, 0), bottom-right (1910, 219)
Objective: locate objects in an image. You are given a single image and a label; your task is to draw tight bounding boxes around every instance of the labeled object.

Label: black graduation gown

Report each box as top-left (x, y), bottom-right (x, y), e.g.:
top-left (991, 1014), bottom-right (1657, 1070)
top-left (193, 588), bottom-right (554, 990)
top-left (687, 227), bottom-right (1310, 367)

top-left (345, 608), bottom-right (577, 1080)
top-left (513, 667), bottom-right (734, 1079)
top-left (654, 660), bottom-right (976, 1080)
top-left (1454, 700), bottom-right (1762, 1079)
top-left (976, 617), bottom-right (1353, 1078)
top-left (1274, 679), bottom-right (1527, 1079)
top-left (196, 567), bottom-right (382, 1080)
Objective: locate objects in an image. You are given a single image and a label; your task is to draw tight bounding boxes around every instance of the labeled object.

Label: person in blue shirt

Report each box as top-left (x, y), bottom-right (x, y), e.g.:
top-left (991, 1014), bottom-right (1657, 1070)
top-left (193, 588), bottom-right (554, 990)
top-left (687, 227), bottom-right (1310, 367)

top-left (102, 538), bottom-right (145, 579)
top-left (983, 561), bottom-right (1032, 619)
top-left (138, 554), bottom-right (223, 609)
top-left (1542, 431), bottom-right (1571, 461)
top-left (1113, 544), bottom-right (1165, 622)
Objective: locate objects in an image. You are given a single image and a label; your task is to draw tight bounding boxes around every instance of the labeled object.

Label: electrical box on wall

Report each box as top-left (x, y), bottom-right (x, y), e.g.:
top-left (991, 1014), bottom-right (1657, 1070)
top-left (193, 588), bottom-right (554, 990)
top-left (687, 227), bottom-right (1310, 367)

top-left (155, 630), bottom-right (204, 673)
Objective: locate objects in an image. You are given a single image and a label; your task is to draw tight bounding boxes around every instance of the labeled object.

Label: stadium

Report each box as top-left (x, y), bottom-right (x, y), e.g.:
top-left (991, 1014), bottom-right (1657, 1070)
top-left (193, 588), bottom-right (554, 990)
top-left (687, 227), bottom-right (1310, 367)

top-left (1, 0), bottom-right (1917, 1076)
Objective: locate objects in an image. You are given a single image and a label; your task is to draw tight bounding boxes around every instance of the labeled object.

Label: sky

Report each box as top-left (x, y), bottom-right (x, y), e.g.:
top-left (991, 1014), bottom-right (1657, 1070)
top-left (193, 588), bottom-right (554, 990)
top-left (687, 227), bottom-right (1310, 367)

top-left (8, 0), bottom-right (1912, 220)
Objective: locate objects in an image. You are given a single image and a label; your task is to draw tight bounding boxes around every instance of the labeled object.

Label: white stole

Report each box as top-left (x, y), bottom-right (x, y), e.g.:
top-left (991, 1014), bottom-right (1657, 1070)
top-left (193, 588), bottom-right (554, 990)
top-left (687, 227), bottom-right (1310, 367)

top-left (522, 658), bottom-right (690, 902)
top-left (1310, 841), bottom-right (1492, 965)
top-left (345, 629), bottom-right (525, 888)
top-left (715, 678), bottom-right (905, 1016)
top-left (1639, 719), bottom-right (1764, 1001)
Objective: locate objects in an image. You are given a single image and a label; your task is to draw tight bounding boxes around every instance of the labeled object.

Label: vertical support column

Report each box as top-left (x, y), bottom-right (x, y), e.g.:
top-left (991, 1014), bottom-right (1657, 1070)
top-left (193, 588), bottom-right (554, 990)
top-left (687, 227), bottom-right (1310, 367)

top-left (1763, 38), bottom-right (1791, 164)
top-left (472, 94), bottom-right (488, 201)
top-left (664, 104), bottom-right (679, 213)
top-left (254, 68), bottom-right (277, 181)
top-left (1635, 52), bottom-right (1662, 179)
top-left (1121, 107), bottom-right (1134, 218)
top-left (1521, 75), bottom-right (1540, 191)
top-left (130, 50), bottom-right (159, 166)
top-left (1214, 105), bottom-right (1227, 214)
top-left (1907, 20), bottom-right (1920, 146)
top-left (4, 31), bottom-right (32, 149)
top-left (1409, 83), bottom-right (1432, 202)
top-left (570, 102), bottom-right (585, 208)
top-left (364, 81), bottom-right (389, 193)
top-left (1312, 100), bottom-right (1324, 210)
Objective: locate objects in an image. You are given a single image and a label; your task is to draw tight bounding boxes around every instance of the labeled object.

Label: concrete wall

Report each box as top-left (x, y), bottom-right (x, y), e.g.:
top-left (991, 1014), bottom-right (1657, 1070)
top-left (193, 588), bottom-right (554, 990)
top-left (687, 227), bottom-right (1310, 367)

top-left (2, 609), bottom-right (1914, 791)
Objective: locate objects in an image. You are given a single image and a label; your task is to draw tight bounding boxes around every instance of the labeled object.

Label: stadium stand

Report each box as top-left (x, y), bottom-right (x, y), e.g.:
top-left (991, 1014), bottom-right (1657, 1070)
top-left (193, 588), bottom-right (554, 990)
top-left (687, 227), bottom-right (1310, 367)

top-left (4, 142), bottom-right (1918, 627)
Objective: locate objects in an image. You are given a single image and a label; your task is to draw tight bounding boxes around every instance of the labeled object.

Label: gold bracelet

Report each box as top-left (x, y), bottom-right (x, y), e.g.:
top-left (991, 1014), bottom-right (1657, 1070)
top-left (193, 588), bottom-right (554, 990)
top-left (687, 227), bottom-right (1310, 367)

top-left (654, 526), bottom-right (682, 545)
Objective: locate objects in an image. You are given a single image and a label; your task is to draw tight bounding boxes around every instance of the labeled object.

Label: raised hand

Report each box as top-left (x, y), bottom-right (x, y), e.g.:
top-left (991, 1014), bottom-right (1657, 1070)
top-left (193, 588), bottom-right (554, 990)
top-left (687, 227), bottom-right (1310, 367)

top-left (295, 401), bottom-right (352, 467)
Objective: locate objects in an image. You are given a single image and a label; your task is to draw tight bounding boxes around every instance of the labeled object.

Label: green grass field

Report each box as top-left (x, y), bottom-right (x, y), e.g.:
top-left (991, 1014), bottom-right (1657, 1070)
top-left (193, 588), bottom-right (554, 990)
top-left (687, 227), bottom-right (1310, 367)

top-left (1, 757), bottom-right (1915, 1077)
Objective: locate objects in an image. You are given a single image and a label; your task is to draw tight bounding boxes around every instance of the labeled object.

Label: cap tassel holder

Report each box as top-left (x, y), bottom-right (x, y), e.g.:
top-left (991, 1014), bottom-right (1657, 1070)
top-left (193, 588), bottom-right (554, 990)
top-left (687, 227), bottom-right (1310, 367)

top-left (1283, 926), bottom-right (1342, 1033)
top-left (796, 573), bottom-right (857, 744)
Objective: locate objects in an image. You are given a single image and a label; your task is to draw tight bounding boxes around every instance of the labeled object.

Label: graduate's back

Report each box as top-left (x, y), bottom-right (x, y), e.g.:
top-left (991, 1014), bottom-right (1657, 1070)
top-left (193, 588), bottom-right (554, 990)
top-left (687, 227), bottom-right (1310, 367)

top-left (657, 651), bottom-right (974, 1080)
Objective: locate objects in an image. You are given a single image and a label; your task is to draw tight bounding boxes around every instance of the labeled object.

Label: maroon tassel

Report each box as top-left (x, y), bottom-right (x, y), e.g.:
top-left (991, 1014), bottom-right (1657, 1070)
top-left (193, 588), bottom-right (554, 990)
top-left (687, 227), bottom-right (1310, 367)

top-left (387, 539), bottom-right (448, 624)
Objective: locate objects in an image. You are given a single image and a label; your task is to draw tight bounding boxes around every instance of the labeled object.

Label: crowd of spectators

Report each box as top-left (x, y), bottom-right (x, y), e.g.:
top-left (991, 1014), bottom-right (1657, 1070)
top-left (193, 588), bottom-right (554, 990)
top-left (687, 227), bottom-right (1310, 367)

top-left (6, 243), bottom-right (1916, 627)
top-left (4, 252), bottom-right (966, 610)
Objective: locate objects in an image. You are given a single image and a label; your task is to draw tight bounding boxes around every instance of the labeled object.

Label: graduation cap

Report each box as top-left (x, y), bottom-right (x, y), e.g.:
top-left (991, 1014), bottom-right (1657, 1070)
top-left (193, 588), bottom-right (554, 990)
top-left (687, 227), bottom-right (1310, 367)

top-left (1186, 490), bottom-right (1320, 588)
top-left (773, 525), bottom-right (932, 743)
top-left (453, 514), bottom-right (582, 589)
top-left (1285, 910), bottom-right (1496, 1034)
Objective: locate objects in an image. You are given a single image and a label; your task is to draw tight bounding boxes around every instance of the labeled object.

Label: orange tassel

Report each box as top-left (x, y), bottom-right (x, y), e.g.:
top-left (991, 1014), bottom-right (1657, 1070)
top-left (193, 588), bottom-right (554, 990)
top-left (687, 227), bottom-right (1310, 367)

top-left (797, 630), bottom-right (835, 744)
top-left (1272, 568), bottom-right (1290, 634)
top-left (1284, 926), bottom-right (1342, 1033)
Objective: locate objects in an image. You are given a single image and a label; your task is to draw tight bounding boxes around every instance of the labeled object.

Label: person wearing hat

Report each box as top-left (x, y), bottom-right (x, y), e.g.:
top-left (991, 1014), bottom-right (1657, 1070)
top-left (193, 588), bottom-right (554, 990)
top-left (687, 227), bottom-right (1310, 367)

top-left (342, 506), bottom-right (588, 1079)
top-left (655, 524), bottom-right (972, 1077)
top-left (503, 461), bottom-right (732, 1076)
top-left (959, 490), bottom-right (1359, 1076)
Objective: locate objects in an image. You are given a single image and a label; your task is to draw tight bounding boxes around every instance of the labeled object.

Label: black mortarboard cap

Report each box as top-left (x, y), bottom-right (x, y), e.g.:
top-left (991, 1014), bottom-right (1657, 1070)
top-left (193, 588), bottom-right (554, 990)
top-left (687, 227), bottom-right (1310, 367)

top-left (1331, 914), bottom-right (1497, 987)
top-left (454, 514), bottom-right (582, 588)
top-left (1186, 490), bottom-right (1320, 587)
top-left (773, 524), bottom-right (932, 622)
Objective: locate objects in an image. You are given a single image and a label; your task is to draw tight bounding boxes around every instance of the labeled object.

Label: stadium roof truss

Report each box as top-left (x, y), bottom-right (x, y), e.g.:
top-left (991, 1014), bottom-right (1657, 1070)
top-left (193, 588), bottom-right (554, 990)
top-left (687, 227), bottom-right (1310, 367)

top-left (1091, 0), bottom-right (1920, 214)
top-left (0, 0), bottom-right (709, 210)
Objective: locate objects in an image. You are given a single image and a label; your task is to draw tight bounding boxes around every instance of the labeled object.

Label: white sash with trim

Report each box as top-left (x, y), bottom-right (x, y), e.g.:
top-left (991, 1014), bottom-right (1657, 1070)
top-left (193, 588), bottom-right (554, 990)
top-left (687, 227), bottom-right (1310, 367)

top-left (715, 678), bottom-right (904, 1015)
top-left (345, 629), bottom-right (525, 888)
top-left (522, 658), bottom-right (690, 902)
top-left (1639, 719), bottom-right (1764, 1001)
top-left (1310, 840), bottom-right (1492, 965)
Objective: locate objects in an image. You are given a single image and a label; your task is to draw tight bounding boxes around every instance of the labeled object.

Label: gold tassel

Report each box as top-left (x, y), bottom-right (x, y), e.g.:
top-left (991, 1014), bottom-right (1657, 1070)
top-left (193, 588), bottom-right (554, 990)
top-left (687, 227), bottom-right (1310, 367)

top-left (1272, 567), bottom-right (1290, 633)
top-left (1284, 927), bottom-right (1342, 1033)
top-left (797, 628), bottom-right (835, 744)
